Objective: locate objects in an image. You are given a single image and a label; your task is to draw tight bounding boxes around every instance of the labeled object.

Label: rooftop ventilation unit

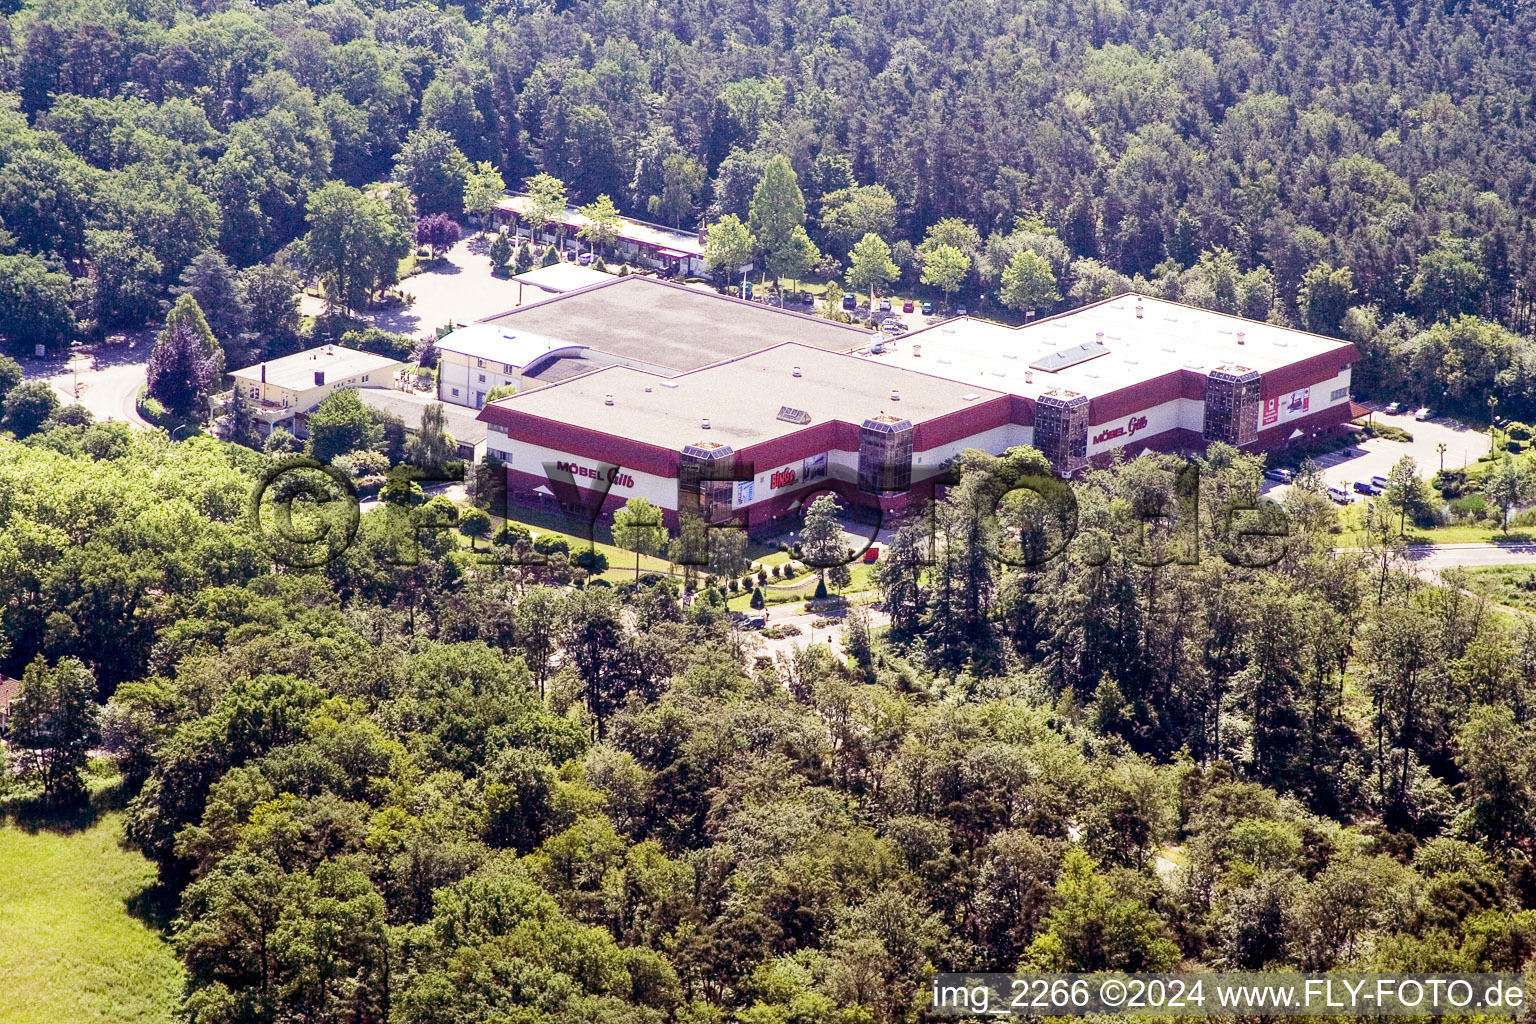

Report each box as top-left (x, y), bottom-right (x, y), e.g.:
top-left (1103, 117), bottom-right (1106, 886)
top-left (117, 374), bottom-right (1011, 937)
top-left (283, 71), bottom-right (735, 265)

top-left (792, 365), bottom-right (801, 377)
top-left (1237, 331), bottom-right (1247, 345)
top-left (701, 417), bottom-right (711, 429)
top-left (776, 406), bottom-right (811, 425)
top-left (1136, 303), bottom-right (1145, 318)
top-left (912, 344), bottom-right (921, 357)
top-left (890, 390), bottom-right (901, 402)
top-left (962, 393), bottom-right (980, 402)
top-left (604, 394), bottom-right (614, 405)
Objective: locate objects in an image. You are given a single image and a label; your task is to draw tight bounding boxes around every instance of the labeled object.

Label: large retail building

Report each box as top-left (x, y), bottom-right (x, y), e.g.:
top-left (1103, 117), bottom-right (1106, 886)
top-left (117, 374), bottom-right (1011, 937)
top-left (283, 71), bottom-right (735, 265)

top-left (476, 293), bottom-right (1362, 530)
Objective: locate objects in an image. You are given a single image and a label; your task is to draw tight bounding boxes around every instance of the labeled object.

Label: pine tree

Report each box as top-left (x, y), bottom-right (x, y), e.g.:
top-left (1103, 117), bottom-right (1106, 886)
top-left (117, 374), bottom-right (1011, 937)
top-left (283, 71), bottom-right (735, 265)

top-left (217, 382), bottom-right (261, 448)
top-left (513, 242), bottom-right (534, 274)
top-left (147, 295), bottom-right (223, 420)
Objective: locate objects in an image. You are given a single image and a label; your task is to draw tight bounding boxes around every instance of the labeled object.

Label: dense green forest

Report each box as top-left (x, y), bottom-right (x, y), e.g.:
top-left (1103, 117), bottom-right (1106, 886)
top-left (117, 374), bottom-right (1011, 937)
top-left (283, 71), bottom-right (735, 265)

top-left (4, 429), bottom-right (1536, 1022)
top-left (6, 0), bottom-right (1536, 414)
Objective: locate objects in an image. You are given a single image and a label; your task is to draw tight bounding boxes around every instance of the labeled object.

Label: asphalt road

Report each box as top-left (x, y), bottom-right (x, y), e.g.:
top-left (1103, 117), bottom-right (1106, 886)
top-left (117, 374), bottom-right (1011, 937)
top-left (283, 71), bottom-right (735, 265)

top-left (1399, 541), bottom-right (1536, 571)
top-left (30, 347), bottom-right (152, 427)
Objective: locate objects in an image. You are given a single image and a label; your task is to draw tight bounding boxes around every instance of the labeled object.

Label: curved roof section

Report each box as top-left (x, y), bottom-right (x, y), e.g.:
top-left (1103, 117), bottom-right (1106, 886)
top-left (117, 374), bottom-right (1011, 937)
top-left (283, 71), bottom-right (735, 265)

top-left (436, 323), bottom-right (584, 367)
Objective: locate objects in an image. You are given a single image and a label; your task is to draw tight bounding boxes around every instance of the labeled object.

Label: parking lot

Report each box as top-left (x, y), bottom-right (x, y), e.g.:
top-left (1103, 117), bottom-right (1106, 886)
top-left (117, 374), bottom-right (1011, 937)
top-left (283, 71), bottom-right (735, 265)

top-left (1260, 405), bottom-right (1487, 502)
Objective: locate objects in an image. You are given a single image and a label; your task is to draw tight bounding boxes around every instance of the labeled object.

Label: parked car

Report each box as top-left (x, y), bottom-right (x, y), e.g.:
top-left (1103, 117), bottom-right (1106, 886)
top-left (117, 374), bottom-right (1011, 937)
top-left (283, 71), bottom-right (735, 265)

top-left (1327, 486), bottom-right (1354, 504)
top-left (577, 252), bottom-right (594, 265)
top-left (921, 301), bottom-right (934, 315)
top-left (1354, 480), bottom-right (1380, 495)
top-left (862, 546), bottom-right (880, 563)
top-left (1414, 407), bottom-right (1434, 421)
top-left (956, 306), bottom-right (968, 316)
top-left (1263, 467), bottom-right (1293, 483)
top-left (902, 300), bottom-right (914, 313)
top-left (878, 297), bottom-right (892, 312)
top-left (842, 292), bottom-right (856, 310)
top-left (1371, 474), bottom-right (1390, 490)
top-left (1383, 402), bottom-right (1403, 414)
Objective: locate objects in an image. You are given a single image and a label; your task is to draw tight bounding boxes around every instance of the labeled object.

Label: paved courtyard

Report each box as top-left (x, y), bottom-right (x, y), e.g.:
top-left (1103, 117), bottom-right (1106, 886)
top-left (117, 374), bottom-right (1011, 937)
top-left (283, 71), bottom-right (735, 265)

top-left (302, 236), bottom-right (617, 340)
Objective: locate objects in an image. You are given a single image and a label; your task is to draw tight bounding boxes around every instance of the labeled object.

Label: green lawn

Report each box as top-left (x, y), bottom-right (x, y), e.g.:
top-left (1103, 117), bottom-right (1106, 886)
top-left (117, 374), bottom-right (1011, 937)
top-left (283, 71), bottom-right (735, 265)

top-left (0, 811), bottom-right (182, 1024)
top-left (481, 504), bottom-right (792, 585)
top-left (724, 561), bottom-right (878, 611)
top-left (1458, 564), bottom-right (1536, 614)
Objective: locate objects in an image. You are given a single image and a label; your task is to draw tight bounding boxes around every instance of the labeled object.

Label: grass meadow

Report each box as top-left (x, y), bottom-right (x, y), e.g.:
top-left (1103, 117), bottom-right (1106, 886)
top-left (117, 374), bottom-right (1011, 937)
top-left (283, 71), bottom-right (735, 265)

top-left (0, 809), bottom-right (181, 1024)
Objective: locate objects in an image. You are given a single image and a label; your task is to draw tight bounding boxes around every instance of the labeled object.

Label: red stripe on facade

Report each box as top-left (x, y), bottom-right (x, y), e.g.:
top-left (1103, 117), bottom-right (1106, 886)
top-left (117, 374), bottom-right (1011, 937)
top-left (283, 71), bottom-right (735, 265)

top-left (911, 395), bottom-right (1013, 450)
top-left (1261, 347), bottom-right (1358, 399)
top-left (1088, 372), bottom-right (1189, 424)
top-left (483, 410), bottom-right (679, 477)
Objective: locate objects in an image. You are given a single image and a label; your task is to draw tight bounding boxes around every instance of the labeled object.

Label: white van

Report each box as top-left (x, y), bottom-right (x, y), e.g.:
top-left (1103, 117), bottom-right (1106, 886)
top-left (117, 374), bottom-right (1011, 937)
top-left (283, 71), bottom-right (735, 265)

top-left (1327, 486), bottom-right (1353, 504)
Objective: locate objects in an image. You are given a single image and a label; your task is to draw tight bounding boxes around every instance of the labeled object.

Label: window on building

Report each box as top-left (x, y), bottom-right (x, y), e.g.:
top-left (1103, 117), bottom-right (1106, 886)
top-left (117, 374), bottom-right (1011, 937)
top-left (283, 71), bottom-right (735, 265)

top-left (362, 375), bottom-right (369, 382)
top-left (1330, 387), bottom-right (1349, 402)
top-left (451, 388), bottom-right (460, 397)
top-left (476, 359), bottom-right (485, 368)
top-left (478, 374), bottom-right (486, 383)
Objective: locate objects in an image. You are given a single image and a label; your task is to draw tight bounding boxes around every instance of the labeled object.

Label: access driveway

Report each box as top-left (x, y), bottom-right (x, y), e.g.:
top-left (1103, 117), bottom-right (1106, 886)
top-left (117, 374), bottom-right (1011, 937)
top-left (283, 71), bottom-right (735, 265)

top-left (1261, 406), bottom-right (1486, 499)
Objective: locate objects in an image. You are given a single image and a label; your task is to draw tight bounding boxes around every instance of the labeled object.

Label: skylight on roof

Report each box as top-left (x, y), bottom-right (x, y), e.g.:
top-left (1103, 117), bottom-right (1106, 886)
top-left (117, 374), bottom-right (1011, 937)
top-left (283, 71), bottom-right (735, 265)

top-left (776, 406), bottom-right (811, 425)
top-left (1029, 341), bottom-right (1110, 373)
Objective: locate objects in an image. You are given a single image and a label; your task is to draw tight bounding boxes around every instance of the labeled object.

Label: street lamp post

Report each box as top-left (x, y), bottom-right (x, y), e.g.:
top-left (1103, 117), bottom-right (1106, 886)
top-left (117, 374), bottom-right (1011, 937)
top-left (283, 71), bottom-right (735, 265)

top-left (1489, 395), bottom-right (1500, 455)
top-left (1437, 442), bottom-right (1447, 473)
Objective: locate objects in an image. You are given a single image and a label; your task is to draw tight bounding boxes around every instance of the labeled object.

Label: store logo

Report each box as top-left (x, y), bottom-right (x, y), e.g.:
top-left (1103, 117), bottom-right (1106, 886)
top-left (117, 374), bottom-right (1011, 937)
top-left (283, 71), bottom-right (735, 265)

top-left (556, 461), bottom-right (635, 488)
top-left (770, 466), bottom-right (798, 489)
top-left (1092, 415), bottom-right (1151, 446)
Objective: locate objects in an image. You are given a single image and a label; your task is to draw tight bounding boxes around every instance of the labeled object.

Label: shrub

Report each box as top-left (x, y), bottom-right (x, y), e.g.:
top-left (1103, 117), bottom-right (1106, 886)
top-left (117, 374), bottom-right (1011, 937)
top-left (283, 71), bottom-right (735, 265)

top-left (572, 548), bottom-right (608, 572)
top-left (459, 506), bottom-right (492, 538)
top-left (1507, 421), bottom-right (1532, 441)
top-left (749, 587), bottom-right (765, 609)
top-left (1449, 494), bottom-right (1488, 520)
top-left (761, 624), bottom-right (803, 640)
top-left (814, 577), bottom-right (828, 600)
top-left (495, 521), bottom-right (532, 547)
top-left (339, 327), bottom-right (416, 360)
top-left (533, 534), bottom-right (570, 557)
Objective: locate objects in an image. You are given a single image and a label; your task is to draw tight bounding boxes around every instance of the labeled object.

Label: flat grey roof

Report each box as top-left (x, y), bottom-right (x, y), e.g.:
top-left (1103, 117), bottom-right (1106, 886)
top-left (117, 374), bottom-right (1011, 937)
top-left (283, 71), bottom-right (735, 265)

top-left (356, 389), bottom-right (488, 444)
top-left (878, 294), bottom-right (1355, 400)
top-left (230, 346), bottom-right (403, 391)
top-left (527, 355), bottom-right (602, 384)
top-left (480, 277), bottom-right (869, 374)
top-left (483, 342), bottom-right (1002, 450)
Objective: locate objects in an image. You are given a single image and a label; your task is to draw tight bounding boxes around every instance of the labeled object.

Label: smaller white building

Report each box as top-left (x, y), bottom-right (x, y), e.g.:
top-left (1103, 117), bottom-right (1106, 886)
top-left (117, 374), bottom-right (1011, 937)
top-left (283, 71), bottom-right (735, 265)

top-left (435, 324), bottom-right (585, 409)
top-left (491, 195), bottom-right (709, 277)
top-left (511, 263), bottom-right (614, 300)
top-left (228, 346), bottom-right (408, 437)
